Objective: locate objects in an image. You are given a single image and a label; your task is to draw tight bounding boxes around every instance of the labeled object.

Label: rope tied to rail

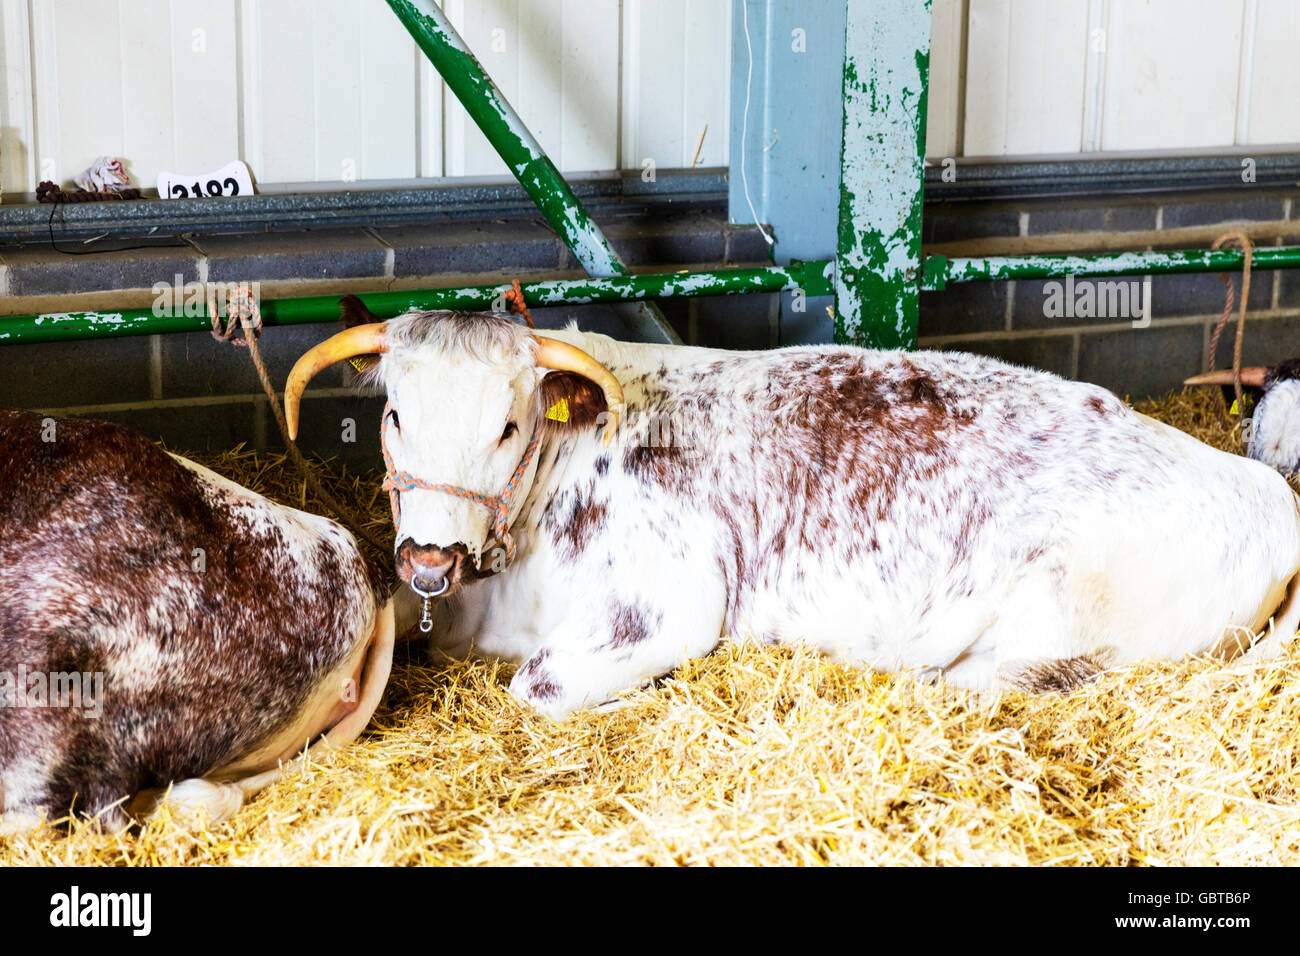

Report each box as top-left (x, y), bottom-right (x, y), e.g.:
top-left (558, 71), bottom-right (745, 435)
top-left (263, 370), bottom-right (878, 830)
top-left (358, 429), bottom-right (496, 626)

top-left (502, 278), bottom-right (535, 328)
top-left (208, 286), bottom-right (394, 565)
top-left (1206, 231), bottom-right (1254, 426)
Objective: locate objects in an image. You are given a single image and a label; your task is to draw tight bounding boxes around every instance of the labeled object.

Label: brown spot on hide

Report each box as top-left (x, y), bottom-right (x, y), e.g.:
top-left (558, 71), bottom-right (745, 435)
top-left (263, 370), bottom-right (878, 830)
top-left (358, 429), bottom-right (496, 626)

top-left (608, 601), bottom-right (660, 648)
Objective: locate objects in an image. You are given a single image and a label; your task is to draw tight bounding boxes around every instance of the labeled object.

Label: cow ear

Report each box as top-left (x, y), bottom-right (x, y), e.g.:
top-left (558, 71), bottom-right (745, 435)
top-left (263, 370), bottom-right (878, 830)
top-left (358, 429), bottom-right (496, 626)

top-left (339, 295), bottom-right (382, 374)
top-left (538, 371), bottom-right (607, 435)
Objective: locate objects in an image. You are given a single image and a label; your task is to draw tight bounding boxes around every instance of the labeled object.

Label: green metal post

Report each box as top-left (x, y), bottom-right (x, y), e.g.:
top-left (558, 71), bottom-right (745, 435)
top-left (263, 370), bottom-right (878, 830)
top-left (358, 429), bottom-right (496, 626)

top-left (0, 261), bottom-right (835, 346)
top-left (835, 0), bottom-right (931, 348)
top-left (386, 0), bottom-right (680, 345)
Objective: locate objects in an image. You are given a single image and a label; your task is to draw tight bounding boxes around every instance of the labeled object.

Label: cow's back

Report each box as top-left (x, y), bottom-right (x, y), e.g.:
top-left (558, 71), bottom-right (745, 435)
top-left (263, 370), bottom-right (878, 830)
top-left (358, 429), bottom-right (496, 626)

top-left (0, 409), bottom-right (387, 825)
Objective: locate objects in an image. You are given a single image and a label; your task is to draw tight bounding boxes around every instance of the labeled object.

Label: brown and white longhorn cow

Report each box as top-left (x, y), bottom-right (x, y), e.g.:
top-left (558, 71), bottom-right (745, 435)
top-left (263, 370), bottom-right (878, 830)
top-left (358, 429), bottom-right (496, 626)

top-left (0, 409), bottom-right (394, 831)
top-left (286, 304), bottom-right (1300, 718)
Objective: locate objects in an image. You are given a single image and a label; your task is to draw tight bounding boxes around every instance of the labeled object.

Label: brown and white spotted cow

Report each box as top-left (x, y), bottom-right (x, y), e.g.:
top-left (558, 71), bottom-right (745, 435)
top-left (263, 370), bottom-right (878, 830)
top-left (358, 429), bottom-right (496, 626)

top-left (285, 305), bottom-right (1300, 718)
top-left (0, 409), bottom-right (395, 832)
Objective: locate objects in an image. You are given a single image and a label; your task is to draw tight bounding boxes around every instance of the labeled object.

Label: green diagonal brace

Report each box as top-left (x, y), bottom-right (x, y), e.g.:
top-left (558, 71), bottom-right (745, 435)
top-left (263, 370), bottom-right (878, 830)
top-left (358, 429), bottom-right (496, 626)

top-left (387, 0), bottom-right (680, 345)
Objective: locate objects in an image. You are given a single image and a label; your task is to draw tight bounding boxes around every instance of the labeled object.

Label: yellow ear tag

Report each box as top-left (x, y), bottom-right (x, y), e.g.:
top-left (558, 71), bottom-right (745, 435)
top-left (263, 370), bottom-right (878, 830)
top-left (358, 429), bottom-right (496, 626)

top-left (349, 356), bottom-right (373, 373)
top-left (546, 398), bottom-right (571, 423)
top-left (1229, 399), bottom-right (1240, 415)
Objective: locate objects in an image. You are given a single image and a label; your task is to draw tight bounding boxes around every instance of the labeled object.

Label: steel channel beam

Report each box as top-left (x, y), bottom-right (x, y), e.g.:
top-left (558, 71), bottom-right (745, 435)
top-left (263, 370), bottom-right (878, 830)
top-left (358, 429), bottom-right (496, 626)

top-left (835, 0), bottom-right (931, 349)
top-left (386, 0), bottom-right (680, 345)
top-left (0, 262), bottom-right (835, 346)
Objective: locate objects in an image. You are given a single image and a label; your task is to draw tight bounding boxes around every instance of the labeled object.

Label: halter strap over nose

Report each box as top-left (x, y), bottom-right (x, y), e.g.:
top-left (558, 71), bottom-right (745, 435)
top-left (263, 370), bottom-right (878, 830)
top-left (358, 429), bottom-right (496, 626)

top-left (380, 401), bottom-right (541, 564)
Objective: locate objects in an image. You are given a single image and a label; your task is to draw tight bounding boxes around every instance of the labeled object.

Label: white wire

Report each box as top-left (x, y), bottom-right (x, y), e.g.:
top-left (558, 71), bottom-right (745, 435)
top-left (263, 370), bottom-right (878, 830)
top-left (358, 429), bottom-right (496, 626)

top-left (740, 0), bottom-right (775, 247)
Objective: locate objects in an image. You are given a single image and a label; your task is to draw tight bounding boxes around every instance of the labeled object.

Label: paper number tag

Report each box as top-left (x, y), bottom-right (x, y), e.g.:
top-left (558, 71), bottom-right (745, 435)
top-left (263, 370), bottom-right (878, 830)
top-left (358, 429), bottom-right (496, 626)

top-left (157, 160), bottom-right (254, 199)
top-left (546, 398), bottom-right (570, 423)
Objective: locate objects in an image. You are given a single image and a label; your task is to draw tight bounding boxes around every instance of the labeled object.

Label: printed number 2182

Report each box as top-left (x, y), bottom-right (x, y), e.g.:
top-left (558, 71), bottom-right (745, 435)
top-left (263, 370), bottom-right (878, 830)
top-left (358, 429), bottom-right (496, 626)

top-left (171, 178), bottom-right (240, 198)
top-left (156, 160), bottom-right (254, 200)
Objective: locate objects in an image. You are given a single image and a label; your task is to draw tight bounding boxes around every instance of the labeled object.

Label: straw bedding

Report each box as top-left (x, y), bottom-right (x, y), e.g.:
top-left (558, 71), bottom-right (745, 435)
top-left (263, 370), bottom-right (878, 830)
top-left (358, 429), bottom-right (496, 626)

top-left (3, 387), bottom-right (1298, 866)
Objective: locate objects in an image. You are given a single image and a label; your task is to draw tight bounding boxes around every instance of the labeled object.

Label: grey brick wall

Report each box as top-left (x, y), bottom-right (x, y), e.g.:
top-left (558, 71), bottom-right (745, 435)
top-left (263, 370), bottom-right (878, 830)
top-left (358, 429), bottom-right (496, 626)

top-left (920, 188), bottom-right (1300, 401)
top-left (0, 208), bottom-right (774, 466)
top-left (6, 186), bottom-right (1296, 468)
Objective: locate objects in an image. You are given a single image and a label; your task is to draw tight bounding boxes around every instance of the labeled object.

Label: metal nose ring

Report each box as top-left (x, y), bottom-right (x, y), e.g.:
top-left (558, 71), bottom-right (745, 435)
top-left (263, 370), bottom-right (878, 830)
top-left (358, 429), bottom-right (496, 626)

top-left (410, 575), bottom-right (447, 635)
top-left (412, 576), bottom-right (449, 598)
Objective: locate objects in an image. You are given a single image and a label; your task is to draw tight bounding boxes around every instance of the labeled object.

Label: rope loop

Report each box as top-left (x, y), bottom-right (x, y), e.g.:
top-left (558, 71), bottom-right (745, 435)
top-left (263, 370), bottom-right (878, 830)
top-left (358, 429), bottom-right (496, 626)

top-left (1206, 231), bottom-right (1254, 426)
top-left (503, 278), bottom-right (535, 329)
top-left (209, 283), bottom-right (262, 347)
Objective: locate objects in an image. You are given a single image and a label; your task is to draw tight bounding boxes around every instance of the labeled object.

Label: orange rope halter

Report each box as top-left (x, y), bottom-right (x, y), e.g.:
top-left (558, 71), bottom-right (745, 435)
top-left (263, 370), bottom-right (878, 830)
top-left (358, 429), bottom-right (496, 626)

top-left (379, 402), bottom-right (540, 565)
top-left (377, 276), bottom-right (546, 564)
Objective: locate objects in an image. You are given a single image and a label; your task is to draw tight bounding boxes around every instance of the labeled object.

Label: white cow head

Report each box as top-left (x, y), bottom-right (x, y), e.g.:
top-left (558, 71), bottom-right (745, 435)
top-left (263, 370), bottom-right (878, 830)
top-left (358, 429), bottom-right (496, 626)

top-left (285, 301), bottom-right (623, 596)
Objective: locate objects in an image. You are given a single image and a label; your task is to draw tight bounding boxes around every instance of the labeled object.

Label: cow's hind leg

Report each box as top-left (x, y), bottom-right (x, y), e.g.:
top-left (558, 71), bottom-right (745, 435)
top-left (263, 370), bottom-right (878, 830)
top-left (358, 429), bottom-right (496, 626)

top-left (977, 567), bottom-right (1107, 694)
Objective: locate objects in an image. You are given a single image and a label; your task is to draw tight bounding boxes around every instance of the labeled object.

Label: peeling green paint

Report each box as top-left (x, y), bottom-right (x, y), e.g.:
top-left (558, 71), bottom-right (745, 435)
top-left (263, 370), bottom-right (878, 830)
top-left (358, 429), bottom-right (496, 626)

top-left (920, 245), bottom-right (1300, 289)
top-left (0, 263), bottom-right (834, 346)
top-left (834, 0), bottom-right (931, 349)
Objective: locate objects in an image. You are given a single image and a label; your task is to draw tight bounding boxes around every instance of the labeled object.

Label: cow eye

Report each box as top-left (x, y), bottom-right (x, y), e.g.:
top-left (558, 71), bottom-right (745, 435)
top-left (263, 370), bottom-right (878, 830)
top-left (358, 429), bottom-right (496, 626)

top-left (500, 421), bottom-right (518, 442)
top-left (387, 408), bottom-right (400, 430)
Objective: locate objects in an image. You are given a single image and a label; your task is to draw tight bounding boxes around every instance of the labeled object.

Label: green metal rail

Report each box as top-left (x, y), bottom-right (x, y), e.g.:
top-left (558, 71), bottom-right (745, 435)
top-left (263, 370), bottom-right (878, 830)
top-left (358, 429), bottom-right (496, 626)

top-left (921, 246), bottom-right (1300, 290)
top-left (5, 241), bottom-right (1297, 345)
top-left (0, 263), bottom-right (833, 345)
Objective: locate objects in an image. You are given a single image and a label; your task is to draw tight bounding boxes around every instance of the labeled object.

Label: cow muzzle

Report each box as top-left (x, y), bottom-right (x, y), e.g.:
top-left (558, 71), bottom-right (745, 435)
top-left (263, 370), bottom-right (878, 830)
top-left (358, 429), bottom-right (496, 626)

top-left (397, 539), bottom-right (471, 598)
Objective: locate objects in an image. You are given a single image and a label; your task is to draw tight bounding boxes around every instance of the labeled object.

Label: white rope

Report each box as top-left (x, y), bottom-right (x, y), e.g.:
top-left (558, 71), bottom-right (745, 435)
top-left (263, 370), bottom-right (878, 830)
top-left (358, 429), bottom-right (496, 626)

top-left (740, 0), bottom-right (775, 247)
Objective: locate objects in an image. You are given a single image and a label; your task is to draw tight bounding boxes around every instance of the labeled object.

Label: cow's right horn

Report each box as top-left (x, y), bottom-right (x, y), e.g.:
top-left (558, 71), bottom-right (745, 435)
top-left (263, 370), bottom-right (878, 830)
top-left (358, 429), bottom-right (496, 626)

top-left (285, 323), bottom-right (388, 440)
top-left (532, 335), bottom-right (625, 446)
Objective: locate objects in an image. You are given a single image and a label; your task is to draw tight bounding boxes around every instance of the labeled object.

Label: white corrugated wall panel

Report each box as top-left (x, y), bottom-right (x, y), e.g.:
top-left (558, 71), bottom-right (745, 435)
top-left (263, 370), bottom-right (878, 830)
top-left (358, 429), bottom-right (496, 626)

top-left (1, 0), bottom-right (37, 194)
top-left (557, 0), bottom-right (619, 170)
top-left (926, 0), bottom-right (965, 160)
top-left (252, 0), bottom-right (316, 183)
top-left (1244, 0), bottom-right (1300, 146)
top-left (962, 0), bottom-right (1090, 156)
top-left (1099, 0), bottom-right (1243, 151)
top-left (42, 0), bottom-right (127, 183)
top-left (10, 0), bottom-right (728, 193)
top-left (15, 1), bottom-right (1300, 194)
top-left (168, 0), bottom-right (239, 174)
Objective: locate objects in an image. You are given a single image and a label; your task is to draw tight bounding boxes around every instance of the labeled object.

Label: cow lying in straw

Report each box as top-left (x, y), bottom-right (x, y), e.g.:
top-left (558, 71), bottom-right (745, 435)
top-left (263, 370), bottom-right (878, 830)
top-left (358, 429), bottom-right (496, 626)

top-left (0, 410), bottom-right (394, 832)
top-left (285, 302), bottom-right (1300, 718)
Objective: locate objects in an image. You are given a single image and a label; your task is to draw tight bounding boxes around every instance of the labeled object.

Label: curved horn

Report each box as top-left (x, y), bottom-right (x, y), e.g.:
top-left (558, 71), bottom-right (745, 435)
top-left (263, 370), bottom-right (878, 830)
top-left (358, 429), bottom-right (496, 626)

top-left (532, 334), bottom-right (625, 446)
top-left (285, 323), bottom-right (388, 440)
top-left (1183, 367), bottom-right (1267, 388)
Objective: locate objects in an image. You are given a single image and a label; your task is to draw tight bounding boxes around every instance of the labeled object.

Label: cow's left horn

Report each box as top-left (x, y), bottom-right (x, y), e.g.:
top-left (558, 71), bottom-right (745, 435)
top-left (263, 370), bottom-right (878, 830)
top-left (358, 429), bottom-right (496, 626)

top-left (532, 335), bottom-right (625, 446)
top-left (285, 323), bottom-right (388, 440)
top-left (1184, 367), bottom-right (1268, 388)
